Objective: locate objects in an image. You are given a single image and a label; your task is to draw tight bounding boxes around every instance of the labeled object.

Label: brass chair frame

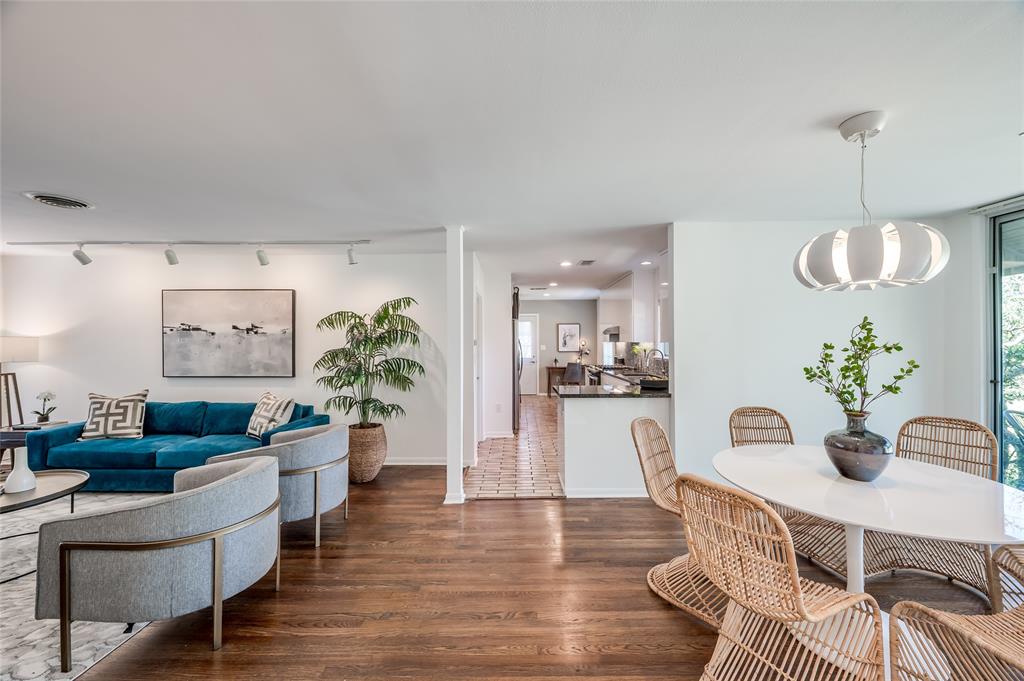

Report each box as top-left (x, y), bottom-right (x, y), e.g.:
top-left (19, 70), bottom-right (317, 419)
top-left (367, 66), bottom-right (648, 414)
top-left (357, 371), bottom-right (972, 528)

top-left (279, 454), bottom-right (349, 547)
top-left (58, 496), bottom-right (281, 672)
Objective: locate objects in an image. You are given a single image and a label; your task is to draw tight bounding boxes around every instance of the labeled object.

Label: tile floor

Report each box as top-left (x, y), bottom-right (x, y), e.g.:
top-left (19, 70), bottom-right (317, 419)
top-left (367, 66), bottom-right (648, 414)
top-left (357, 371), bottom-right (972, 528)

top-left (465, 395), bottom-right (565, 499)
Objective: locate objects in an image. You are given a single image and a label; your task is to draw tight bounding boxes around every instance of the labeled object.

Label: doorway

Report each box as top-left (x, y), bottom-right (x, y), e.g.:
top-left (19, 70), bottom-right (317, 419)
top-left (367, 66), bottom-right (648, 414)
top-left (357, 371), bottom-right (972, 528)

top-left (518, 313), bottom-right (539, 395)
top-left (994, 210), bottom-right (1024, 490)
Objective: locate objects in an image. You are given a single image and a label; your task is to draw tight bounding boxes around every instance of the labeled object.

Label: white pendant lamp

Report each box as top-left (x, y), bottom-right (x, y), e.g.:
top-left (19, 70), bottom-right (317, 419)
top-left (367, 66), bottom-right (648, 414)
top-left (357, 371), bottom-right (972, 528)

top-left (793, 111), bottom-right (950, 291)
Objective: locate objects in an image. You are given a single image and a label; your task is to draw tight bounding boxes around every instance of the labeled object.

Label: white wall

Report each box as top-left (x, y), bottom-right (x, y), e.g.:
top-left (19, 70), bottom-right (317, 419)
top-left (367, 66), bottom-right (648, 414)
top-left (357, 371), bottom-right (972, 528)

top-left (519, 298), bottom-right (598, 393)
top-left (669, 216), bottom-right (987, 481)
top-left (0, 251), bottom-right (448, 464)
top-left (478, 253), bottom-right (513, 438)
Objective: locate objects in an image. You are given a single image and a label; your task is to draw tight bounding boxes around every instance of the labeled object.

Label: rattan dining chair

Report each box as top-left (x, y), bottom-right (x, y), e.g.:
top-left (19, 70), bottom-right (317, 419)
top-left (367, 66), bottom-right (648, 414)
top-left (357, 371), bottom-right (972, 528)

top-left (860, 416), bottom-right (1001, 602)
top-left (994, 545), bottom-right (1024, 613)
top-left (889, 597), bottom-right (1024, 679)
top-left (728, 406), bottom-right (848, 574)
top-left (676, 474), bottom-right (885, 681)
top-left (630, 418), bottom-right (728, 629)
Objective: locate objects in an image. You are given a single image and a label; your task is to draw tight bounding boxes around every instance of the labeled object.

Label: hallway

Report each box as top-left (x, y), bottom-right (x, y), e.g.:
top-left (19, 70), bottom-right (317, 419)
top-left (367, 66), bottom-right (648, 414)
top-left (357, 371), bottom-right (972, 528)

top-left (465, 395), bottom-right (565, 499)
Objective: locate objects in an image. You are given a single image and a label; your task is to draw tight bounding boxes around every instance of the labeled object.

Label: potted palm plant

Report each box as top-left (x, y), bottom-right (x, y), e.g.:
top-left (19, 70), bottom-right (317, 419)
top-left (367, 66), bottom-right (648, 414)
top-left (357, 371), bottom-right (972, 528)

top-left (315, 297), bottom-right (425, 482)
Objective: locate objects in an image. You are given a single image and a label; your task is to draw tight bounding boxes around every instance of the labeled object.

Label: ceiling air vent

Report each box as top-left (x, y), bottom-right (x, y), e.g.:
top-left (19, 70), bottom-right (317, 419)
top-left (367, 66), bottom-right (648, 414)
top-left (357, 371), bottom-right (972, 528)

top-left (24, 192), bottom-right (93, 210)
top-left (577, 259), bottom-right (596, 266)
top-left (529, 287), bottom-right (548, 291)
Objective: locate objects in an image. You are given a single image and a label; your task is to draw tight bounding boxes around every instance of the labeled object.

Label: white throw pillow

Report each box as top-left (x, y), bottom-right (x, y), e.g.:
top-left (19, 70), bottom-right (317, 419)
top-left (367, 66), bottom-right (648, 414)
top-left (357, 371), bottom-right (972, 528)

top-left (79, 389), bottom-right (149, 440)
top-left (247, 392), bottom-right (295, 440)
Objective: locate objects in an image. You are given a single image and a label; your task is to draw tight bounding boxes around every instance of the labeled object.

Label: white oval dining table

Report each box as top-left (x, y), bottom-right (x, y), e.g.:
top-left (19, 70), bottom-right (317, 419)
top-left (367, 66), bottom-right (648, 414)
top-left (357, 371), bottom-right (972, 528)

top-left (713, 444), bottom-right (1024, 594)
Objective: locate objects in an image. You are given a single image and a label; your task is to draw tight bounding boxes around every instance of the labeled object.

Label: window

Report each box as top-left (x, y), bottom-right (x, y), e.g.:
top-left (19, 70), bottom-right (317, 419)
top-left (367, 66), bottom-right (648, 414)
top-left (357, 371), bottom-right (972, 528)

top-left (994, 210), bottom-right (1024, 489)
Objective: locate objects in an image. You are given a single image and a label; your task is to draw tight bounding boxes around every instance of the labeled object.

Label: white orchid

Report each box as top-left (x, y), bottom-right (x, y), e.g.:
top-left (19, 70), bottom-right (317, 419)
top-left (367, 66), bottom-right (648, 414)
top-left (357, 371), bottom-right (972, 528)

top-left (33, 391), bottom-right (57, 419)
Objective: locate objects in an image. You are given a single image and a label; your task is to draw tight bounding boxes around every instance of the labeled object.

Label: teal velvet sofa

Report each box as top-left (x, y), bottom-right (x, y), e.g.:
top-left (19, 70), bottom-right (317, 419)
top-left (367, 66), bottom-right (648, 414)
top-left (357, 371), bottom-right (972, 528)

top-left (27, 401), bottom-right (328, 492)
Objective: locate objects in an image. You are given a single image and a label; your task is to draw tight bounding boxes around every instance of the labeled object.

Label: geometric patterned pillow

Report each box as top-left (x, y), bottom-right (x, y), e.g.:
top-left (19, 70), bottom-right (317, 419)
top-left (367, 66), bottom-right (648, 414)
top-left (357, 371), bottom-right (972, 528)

top-left (246, 392), bottom-right (295, 441)
top-left (79, 389), bottom-right (149, 440)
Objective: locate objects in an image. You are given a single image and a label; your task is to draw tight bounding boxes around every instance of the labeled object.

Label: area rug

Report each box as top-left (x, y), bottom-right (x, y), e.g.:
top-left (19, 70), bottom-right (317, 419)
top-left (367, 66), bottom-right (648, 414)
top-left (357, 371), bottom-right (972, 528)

top-left (1, 492), bottom-right (158, 681)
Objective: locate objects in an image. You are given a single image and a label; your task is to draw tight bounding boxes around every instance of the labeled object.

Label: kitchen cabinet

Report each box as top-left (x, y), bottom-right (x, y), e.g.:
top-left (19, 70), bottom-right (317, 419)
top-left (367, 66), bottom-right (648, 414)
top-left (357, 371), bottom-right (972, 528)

top-left (597, 273), bottom-right (633, 342)
top-left (598, 268), bottom-right (659, 346)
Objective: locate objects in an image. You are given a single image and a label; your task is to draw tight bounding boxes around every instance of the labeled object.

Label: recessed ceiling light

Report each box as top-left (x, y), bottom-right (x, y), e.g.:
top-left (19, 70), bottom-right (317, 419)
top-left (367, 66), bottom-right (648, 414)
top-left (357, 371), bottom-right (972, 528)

top-left (640, 260), bottom-right (653, 266)
top-left (543, 293), bottom-right (551, 297)
top-left (549, 282), bottom-right (558, 287)
top-left (560, 260), bottom-right (572, 267)
top-left (660, 282), bottom-right (669, 286)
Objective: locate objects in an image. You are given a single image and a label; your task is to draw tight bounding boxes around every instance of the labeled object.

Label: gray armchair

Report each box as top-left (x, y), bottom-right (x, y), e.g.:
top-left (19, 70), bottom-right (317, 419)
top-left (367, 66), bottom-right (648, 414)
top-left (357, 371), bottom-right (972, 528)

top-left (207, 424), bottom-right (349, 547)
top-left (35, 456), bottom-right (281, 672)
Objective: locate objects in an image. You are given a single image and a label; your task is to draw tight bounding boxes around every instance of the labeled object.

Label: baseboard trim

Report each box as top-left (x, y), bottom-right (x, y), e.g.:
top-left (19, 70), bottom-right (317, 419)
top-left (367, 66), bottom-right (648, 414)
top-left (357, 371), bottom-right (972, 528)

top-left (563, 487), bottom-right (649, 499)
top-left (482, 431), bottom-right (515, 440)
top-left (443, 491), bottom-right (466, 505)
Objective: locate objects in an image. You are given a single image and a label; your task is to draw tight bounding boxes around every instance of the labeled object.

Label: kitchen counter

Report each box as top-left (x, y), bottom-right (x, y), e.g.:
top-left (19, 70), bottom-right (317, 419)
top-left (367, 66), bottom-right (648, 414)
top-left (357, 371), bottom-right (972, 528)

top-left (555, 384), bottom-right (670, 398)
top-left (555, 376), bottom-right (671, 498)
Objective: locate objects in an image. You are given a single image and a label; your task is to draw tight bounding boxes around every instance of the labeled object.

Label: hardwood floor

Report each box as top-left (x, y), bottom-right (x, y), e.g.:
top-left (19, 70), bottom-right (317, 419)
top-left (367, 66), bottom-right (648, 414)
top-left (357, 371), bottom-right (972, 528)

top-left (84, 466), bottom-right (987, 680)
top-left (465, 396), bottom-right (564, 499)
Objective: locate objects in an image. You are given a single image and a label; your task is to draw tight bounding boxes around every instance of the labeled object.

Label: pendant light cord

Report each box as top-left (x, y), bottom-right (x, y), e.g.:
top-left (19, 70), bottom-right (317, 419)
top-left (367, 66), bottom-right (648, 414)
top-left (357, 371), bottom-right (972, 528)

top-left (859, 132), bottom-right (872, 226)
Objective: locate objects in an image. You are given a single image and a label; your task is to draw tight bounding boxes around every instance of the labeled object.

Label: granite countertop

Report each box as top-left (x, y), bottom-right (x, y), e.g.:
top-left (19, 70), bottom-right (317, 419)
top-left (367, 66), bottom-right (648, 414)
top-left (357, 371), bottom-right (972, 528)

top-left (555, 384), bottom-right (671, 398)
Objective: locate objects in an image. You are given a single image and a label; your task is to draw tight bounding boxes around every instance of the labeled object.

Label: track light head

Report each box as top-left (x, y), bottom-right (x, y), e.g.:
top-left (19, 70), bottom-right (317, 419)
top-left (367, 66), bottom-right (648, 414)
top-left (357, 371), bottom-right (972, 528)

top-left (164, 247), bottom-right (179, 266)
top-left (72, 244), bottom-right (92, 265)
top-left (256, 248), bottom-right (269, 266)
top-left (347, 245), bottom-right (358, 266)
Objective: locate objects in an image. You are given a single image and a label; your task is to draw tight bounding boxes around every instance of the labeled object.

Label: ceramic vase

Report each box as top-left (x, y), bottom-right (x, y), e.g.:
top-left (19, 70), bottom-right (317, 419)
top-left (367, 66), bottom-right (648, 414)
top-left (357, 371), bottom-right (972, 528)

top-left (824, 411), bottom-right (893, 482)
top-left (5, 450), bottom-right (37, 493)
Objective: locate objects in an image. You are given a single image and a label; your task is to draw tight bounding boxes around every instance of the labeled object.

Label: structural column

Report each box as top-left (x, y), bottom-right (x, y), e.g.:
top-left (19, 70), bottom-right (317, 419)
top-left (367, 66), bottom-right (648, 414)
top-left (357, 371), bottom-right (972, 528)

top-left (444, 225), bottom-right (466, 504)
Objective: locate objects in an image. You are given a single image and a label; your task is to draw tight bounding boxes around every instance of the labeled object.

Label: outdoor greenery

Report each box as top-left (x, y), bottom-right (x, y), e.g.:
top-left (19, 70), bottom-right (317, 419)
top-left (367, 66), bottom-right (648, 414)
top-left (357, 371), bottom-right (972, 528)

top-left (1001, 273), bottom-right (1024, 489)
top-left (803, 316), bottom-right (919, 415)
top-left (314, 297), bottom-right (425, 428)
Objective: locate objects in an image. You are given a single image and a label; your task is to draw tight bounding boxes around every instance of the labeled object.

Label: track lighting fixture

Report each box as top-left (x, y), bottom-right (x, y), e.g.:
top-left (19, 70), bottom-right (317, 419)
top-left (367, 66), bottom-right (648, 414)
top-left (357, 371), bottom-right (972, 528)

top-left (11, 240), bottom-right (373, 267)
top-left (71, 244), bottom-right (92, 265)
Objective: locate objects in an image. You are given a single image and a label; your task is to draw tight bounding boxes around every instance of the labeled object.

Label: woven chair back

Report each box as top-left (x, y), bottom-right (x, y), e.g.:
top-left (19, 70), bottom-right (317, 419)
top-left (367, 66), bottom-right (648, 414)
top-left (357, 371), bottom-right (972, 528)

top-left (630, 418), bottom-right (680, 516)
top-left (896, 416), bottom-right (998, 480)
top-left (676, 474), bottom-right (807, 621)
top-left (728, 406), bottom-right (795, 447)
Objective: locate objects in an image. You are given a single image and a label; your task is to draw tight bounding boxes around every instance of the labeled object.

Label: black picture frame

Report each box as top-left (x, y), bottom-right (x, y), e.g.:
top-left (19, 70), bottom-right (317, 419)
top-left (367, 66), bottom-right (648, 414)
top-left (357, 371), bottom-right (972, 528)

top-left (161, 289), bottom-right (296, 378)
top-left (556, 322), bottom-right (581, 353)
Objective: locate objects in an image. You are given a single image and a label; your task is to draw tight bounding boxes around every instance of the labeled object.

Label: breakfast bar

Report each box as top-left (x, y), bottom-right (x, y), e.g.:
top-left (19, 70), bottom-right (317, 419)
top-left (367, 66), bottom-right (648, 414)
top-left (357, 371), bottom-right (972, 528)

top-left (555, 369), bottom-right (670, 498)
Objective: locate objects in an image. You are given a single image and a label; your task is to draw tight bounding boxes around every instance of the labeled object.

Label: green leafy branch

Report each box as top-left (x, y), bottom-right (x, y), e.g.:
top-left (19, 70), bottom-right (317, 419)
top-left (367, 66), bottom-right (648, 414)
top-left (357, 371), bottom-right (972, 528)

top-left (802, 316), bottom-right (919, 414)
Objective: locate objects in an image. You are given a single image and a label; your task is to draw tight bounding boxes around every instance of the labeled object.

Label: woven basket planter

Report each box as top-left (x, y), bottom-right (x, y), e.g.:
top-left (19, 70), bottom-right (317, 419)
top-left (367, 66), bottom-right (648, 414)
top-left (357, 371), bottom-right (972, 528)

top-left (348, 423), bottom-right (387, 483)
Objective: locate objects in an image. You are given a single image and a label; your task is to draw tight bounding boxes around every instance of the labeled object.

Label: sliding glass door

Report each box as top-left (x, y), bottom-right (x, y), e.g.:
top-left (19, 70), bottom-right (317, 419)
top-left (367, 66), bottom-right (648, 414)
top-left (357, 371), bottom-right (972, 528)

top-left (995, 210), bottom-right (1024, 489)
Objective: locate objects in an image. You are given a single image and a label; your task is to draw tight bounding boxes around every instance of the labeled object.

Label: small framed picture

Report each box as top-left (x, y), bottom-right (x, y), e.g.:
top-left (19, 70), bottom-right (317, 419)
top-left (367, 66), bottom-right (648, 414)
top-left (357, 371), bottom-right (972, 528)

top-left (557, 322), bottom-right (581, 353)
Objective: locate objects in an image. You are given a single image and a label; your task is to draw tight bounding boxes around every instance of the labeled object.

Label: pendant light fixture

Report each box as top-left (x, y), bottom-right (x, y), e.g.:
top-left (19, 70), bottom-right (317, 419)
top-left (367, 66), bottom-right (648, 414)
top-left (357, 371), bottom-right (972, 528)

top-left (793, 111), bottom-right (949, 291)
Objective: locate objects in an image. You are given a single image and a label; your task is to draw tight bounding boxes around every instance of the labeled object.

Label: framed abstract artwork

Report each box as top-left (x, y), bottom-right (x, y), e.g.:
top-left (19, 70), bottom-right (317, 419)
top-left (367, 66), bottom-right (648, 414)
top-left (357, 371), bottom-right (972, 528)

top-left (162, 289), bottom-right (295, 377)
top-left (556, 322), bottom-right (581, 353)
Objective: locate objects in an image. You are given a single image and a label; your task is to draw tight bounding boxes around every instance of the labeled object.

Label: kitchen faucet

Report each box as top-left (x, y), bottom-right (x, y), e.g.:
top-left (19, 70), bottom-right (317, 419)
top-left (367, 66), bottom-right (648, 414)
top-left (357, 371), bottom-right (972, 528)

top-left (644, 348), bottom-right (666, 374)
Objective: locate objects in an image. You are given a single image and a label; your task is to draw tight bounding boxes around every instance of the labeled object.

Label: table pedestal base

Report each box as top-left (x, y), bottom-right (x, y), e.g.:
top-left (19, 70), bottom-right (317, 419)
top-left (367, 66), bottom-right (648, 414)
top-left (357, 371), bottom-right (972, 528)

top-left (845, 524), bottom-right (865, 593)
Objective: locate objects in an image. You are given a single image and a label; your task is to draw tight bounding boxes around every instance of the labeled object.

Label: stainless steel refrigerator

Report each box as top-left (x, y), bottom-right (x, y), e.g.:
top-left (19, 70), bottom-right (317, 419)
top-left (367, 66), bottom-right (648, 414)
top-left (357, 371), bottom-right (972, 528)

top-left (512, 286), bottom-right (521, 434)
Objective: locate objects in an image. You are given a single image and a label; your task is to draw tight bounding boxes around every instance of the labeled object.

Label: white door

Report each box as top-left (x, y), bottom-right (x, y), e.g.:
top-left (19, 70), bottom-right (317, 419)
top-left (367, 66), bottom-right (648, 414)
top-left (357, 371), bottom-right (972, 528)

top-left (518, 313), bottom-right (539, 395)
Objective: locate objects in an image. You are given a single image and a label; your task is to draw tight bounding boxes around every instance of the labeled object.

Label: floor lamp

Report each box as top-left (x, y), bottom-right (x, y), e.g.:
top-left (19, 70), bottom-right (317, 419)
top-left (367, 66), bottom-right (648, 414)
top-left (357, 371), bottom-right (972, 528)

top-left (0, 336), bottom-right (39, 429)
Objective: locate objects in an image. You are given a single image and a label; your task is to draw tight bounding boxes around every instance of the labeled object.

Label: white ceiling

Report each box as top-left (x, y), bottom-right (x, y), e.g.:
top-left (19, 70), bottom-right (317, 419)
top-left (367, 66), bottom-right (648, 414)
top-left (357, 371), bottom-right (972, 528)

top-left (2, 1), bottom-right (1022, 266)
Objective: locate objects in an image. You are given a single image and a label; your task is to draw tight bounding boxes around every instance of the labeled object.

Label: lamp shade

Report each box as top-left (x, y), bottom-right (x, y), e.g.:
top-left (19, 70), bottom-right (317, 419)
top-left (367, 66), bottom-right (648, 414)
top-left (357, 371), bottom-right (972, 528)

top-left (0, 336), bottom-right (39, 363)
top-left (793, 221), bottom-right (949, 291)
